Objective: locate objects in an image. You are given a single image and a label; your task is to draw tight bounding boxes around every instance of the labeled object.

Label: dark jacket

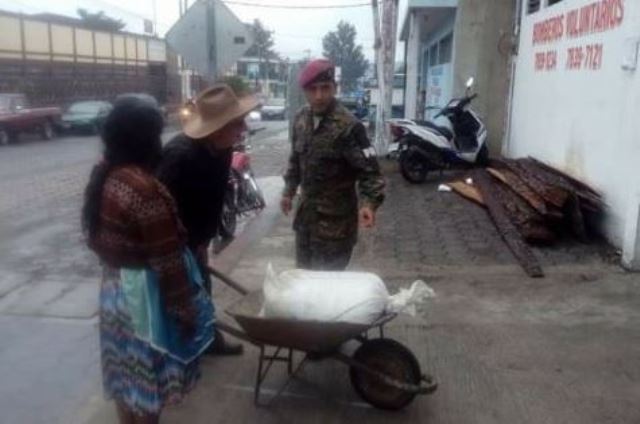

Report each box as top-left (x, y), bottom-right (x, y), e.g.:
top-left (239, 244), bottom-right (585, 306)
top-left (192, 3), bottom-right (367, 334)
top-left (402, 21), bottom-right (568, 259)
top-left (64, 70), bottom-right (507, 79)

top-left (157, 134), bottom-right (232, 249)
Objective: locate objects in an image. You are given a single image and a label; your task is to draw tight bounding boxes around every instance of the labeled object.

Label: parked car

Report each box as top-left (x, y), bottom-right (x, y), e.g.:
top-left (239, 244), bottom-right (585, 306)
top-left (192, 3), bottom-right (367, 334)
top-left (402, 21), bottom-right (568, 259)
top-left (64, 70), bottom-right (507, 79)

top-left (0, 93), bottom-right (62, 145)
top-left (60, 100), bottom-right (112, 135)
top-left (260, 98), bottom-right (286, 120)
top-left (245, 110), bottom-right (265, 135)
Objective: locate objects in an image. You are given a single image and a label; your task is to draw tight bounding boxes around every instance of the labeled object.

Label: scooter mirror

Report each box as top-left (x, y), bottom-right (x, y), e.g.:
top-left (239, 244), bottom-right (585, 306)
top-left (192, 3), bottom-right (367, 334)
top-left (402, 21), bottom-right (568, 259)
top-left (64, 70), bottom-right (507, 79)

top-left (466, 77), bottom-right (475, 89)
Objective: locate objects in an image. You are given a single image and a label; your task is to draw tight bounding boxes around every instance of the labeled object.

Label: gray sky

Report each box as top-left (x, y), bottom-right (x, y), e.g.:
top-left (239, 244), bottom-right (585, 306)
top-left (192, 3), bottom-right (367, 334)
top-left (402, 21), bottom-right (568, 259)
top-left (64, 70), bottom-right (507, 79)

top-left (0, 0), bottom-right (407, 61)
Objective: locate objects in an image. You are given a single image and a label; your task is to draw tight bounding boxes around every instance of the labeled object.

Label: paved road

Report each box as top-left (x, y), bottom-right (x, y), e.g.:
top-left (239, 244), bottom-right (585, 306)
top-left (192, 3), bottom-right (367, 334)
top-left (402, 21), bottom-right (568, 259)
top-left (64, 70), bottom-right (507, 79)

top-left (0, 121), bottom-right (289, 424)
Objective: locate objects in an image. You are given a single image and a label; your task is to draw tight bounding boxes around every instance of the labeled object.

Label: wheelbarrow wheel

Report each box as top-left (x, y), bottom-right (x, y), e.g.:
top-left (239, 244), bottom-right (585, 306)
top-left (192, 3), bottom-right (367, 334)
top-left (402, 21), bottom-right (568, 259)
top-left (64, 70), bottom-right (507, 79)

top-left (349, 338), bottom-right (422, 410)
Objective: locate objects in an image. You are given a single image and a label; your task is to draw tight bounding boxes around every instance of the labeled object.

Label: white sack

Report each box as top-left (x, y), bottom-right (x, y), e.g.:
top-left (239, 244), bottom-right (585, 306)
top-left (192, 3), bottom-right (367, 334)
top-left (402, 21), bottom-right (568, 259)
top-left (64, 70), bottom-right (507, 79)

top-left (261, 264), bottom-right (435, 324)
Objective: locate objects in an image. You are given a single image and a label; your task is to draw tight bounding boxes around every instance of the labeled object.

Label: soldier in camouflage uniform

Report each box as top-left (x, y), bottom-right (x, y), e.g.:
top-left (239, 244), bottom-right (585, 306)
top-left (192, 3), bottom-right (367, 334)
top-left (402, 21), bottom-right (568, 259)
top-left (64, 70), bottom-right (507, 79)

top-left (281, 59), bottom-right (385, 270)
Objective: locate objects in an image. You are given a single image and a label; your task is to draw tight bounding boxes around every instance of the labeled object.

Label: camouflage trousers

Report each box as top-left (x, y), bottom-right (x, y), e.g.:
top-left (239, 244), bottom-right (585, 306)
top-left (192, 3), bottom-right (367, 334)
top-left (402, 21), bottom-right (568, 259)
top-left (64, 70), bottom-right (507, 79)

top-left (295, 229), bottom-right (355, 271)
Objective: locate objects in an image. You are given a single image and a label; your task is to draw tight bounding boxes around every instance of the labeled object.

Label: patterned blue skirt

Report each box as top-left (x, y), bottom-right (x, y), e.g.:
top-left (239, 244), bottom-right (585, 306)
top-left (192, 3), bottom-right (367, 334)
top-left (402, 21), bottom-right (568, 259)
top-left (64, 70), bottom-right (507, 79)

top-left (99, 251), bottom-right (215, 415)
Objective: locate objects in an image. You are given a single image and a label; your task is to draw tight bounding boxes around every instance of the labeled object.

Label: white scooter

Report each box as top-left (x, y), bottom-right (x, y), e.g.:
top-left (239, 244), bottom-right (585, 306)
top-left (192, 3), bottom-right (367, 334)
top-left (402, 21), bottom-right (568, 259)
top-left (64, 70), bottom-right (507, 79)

top-left (387, 78), bottom-right (488, 183)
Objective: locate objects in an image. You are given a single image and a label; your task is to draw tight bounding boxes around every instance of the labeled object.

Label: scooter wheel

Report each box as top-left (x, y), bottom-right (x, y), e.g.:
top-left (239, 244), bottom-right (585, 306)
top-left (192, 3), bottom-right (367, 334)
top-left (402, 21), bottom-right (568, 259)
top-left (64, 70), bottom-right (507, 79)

top-left (399, 151), bottom-right (429, 183)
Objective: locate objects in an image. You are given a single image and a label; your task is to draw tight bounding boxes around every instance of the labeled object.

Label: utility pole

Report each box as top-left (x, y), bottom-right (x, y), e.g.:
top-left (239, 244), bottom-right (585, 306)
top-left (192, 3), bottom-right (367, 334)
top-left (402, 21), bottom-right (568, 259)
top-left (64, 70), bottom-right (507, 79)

top-left (152, 0), bottom-right (158, 36)
top-left (371, 0), bottom-right (398, 154)
top-left (380, 0), bottom-right (398, 155)
top-left (178, 0), bottom-right (185, 100)
top-left (371, 0), bottom-right (385, 154)
top-left (178, 0), bottom-right (192, 101)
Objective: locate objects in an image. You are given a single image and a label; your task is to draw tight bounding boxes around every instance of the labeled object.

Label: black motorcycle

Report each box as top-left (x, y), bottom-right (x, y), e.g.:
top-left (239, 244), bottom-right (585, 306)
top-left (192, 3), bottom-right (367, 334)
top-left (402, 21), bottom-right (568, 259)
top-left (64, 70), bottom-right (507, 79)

top-left (218, 140), bottom-right (266, 242)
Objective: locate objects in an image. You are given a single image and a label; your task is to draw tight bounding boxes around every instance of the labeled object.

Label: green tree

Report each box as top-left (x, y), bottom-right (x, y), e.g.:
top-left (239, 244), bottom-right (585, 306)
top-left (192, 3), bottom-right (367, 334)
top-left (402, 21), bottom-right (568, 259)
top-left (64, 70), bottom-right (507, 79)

top-left (245, 19), bottom-right (278, 60)
top-left (322, 21), bottom-right (368, 92)
top-left (245, 19), bottom-right (280, 84)
top-left (219, 75), bottom-right (250, 96)
top-left (77, 9), bottom-right (125, 32)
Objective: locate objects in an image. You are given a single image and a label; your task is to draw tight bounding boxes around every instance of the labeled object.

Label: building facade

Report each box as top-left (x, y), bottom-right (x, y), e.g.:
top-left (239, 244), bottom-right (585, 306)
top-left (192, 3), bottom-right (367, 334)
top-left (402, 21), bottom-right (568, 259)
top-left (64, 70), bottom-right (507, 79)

top-left (400, 0), bottom-right (515, 153)
top-left (0, 10), bottom-right (178, 106)
top-left (507, 0), bottom-right (640, 269)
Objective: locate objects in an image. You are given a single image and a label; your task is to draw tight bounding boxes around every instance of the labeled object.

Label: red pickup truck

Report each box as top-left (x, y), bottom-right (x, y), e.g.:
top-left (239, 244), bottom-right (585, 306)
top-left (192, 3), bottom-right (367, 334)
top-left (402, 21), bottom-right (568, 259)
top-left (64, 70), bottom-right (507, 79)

top-left (0, 93), bottom-right (62, 145)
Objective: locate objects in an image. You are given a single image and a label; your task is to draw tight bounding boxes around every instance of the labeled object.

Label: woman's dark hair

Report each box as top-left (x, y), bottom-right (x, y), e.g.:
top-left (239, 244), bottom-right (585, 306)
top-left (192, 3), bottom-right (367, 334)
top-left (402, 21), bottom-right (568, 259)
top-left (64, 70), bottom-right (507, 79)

top-left (82, 96), bottom-right (164, 239)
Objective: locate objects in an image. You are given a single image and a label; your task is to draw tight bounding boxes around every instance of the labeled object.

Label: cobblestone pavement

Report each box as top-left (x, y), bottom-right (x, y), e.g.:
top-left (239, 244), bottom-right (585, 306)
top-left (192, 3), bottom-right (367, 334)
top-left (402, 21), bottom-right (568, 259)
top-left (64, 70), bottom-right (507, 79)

top-left (352, 162), bottom-right (616, 277)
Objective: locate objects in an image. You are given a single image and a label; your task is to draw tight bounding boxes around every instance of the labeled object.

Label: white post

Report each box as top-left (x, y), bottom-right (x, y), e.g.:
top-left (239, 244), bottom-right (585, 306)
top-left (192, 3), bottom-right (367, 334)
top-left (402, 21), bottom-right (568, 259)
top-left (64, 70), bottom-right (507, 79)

top-left (381, 0), bottom-right (399, 154)
top-left (178, 0), bottom-right (192, 101)
top-left (371, 0), bottom-right (386, 154)
top-left (152, 0), bottom-right (158, 36)
top-left (335, 66), bottom-right (342, 96)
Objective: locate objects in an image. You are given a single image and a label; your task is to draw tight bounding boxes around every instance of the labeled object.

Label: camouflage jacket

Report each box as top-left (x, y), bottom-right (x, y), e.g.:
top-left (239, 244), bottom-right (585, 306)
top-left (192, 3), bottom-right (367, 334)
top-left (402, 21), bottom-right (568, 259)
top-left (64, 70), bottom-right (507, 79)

top-left (283, 100), bottom-right (385, 242)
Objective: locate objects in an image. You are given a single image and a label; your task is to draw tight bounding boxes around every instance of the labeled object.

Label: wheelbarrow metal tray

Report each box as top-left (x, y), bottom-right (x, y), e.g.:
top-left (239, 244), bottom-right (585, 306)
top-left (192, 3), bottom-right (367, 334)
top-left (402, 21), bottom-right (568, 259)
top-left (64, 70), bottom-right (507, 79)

top-left (226, 290), bottom-right (388, 353)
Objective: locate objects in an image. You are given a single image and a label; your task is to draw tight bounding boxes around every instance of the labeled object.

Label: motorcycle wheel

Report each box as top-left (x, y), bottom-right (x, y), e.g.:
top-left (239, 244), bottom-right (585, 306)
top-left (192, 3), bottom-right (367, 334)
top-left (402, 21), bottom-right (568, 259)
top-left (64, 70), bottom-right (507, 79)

top-left (219, 188), bottom-right (237, 239)
top-left (399, 150), bottom-right (429, 184)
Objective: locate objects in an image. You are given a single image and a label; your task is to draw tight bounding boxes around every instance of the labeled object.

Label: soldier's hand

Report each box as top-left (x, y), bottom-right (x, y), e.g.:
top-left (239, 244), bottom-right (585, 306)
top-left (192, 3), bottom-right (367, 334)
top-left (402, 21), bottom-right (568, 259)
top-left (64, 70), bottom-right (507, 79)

top-left (281, 196), bottom-right (293, 216)
top-left (359, 206), bottom-right (376, 228)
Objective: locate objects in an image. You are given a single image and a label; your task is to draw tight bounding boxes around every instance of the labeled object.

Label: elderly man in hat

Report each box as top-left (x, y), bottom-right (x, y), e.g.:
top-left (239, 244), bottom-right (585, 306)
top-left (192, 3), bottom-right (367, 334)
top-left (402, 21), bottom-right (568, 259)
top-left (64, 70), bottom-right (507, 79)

top-left (157, 84), bottom-right (258, 355)
top-left (281, 59), bottom-right (386, 271)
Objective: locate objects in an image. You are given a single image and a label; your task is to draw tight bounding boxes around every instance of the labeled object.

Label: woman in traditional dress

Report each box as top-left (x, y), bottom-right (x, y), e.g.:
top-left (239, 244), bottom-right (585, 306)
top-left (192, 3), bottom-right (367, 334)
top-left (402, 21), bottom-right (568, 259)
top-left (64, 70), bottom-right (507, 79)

top-left (82, 96), bottom-right (214, 423)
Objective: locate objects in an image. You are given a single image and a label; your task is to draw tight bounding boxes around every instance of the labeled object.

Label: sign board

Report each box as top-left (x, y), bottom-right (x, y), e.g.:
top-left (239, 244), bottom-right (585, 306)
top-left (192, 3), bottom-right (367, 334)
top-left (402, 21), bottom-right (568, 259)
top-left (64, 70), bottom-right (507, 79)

top-left (166, 0), bottom-right (253, 77)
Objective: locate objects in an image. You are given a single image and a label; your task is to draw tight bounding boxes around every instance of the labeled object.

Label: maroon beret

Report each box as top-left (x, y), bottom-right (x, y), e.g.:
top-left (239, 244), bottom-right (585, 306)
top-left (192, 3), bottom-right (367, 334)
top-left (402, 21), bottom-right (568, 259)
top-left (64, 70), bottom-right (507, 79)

top-left (298, 59), bottom-right (335, 88)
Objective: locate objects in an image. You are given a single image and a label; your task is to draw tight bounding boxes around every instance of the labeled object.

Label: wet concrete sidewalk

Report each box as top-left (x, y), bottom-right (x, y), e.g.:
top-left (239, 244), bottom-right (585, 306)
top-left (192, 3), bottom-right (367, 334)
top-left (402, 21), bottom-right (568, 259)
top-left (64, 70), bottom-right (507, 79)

top-left (82, 164), bottom-right (640, 424)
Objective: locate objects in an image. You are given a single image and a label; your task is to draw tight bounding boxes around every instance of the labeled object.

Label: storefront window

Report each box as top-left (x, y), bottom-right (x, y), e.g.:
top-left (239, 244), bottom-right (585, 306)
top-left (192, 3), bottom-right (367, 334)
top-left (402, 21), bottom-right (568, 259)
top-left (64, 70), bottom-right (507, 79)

top-left (422, 49), bottom-right (429, 83)
top-left (439, 34), bottom-right (453, 64)
top-left (528, 0), bottom-right (541, 14)
top-left (429, 44), bottom-right (438, 67)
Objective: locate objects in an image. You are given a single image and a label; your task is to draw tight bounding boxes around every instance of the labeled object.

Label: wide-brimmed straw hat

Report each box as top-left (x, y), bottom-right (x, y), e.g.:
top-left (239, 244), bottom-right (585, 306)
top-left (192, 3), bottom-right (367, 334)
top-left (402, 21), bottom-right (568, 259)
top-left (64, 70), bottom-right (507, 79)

top-left (183, 84), bottom-right (259, 140)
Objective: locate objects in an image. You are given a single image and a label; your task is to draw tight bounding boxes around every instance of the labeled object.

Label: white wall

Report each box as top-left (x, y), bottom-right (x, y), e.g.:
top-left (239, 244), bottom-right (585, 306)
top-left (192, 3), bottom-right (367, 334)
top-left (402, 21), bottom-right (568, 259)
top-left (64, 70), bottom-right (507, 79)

top-left (508, 0), bottom-right (640, 267)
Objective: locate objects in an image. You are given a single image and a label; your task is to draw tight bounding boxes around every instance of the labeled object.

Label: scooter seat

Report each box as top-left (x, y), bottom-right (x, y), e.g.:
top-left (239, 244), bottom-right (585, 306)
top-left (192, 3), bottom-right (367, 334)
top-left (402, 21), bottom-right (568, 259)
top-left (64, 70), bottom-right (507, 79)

top-left (414, 120), bottom-right (454, 141)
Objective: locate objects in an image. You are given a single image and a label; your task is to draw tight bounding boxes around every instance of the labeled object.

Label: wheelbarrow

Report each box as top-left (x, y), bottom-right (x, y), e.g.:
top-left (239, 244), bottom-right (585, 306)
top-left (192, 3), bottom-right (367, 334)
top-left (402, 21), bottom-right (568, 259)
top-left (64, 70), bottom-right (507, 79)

top-left (208, 266), bottom-right (438, 410)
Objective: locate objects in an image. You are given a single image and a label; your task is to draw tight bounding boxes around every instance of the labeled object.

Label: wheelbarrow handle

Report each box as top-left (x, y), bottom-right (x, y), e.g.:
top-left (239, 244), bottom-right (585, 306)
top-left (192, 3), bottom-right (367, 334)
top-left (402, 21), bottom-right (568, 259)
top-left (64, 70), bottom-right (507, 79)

top-left (206, 265), bottom-right (250, 296)
top-left (216, 320), bottom-right (256, 344)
